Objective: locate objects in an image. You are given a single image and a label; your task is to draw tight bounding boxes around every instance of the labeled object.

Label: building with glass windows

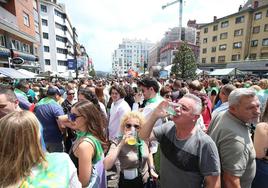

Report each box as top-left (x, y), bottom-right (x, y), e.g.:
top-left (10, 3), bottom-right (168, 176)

top-left (0, 0), bottom-right (40, 72)
top-left (199, 0), bottom-right (268, 74)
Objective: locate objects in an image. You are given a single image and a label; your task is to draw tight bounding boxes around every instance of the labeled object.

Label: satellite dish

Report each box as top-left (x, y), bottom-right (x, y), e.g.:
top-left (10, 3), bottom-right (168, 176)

top-left (12, 57), bottom-right (24, 65)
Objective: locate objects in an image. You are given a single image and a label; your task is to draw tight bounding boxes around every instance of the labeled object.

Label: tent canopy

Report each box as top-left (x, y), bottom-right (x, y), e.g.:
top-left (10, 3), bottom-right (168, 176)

top-left (17, 69), bottom-right (37, 78)
top-left (209, 68), bottom-right (244, 76)
top-left (0, 68), bottom-right (30, 79)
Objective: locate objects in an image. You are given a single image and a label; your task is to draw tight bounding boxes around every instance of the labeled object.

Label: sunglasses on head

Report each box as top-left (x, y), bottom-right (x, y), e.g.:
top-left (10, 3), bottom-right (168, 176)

top-left (125, 124), bottom-right (140, 129)
top-left (68, 113), bottom-right (82, 122)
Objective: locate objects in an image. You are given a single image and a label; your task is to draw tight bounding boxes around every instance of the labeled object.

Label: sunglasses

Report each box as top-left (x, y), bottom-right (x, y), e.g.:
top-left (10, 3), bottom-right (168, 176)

top-left (125, 124), bottom-right (140, 129)
top-left (68, 113), bottom-right (82, 122)
top-left (67, 93), bottom-right (75, 95)
top-left (164, 94), bottom-right (171, 98)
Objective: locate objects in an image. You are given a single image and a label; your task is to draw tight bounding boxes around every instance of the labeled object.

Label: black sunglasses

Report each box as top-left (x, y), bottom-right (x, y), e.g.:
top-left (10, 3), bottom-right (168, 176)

top-left (68, 113), bottom-right (82, 122)
top-left (125, 124), bottom-right (140, 129)
top-left (67, 93), bottom-right (75, 95)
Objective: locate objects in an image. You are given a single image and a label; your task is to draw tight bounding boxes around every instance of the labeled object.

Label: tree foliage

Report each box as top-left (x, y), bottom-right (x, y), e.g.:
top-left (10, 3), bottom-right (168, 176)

top-left (171, 43), bottom-right (197, 79)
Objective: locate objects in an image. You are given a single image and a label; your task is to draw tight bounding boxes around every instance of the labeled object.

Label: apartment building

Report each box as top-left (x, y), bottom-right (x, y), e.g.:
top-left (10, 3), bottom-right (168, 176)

top-left (199, 0), bottom-right (268, 72)
top-left (40, 0), bottom-right (75, 73)
top-left (0, 0), bottom-right (40, 72)
top-left (112, 39), bottom-right (153, 76)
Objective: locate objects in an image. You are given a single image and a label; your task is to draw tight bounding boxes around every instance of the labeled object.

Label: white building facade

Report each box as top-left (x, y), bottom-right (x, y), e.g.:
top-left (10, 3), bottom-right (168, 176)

top-left (39, 0), bottom-right (74, 73)
top-left (112, 39), bottom-right (153, 76)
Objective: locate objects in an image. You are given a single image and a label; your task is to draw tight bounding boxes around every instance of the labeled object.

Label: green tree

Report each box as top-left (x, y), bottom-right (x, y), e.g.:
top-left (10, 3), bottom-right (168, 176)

top-left (171, 43), bottom-right (197, 79)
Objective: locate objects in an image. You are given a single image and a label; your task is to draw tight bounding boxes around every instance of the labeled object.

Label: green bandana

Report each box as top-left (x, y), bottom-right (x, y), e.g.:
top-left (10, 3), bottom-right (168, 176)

top-left (76, 131), bottom-right (104, 164)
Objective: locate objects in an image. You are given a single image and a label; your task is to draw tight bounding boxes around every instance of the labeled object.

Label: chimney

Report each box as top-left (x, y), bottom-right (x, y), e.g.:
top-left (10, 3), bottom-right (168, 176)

top-left (253, 1), bottom-right (259, 8)
top-left (213, 16), bottom-right (217, 22)
top-left (239, 5), bottom-right (242, 11)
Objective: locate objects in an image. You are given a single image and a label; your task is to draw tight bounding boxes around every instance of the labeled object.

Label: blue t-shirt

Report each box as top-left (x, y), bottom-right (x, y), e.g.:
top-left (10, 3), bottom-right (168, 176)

top-left (35, 102), bottom-right (64, 143)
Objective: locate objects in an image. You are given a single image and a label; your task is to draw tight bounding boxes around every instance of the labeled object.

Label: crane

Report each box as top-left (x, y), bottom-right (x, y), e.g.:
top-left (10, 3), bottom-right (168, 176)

top-left (162, 0), bottom-right (183, 41)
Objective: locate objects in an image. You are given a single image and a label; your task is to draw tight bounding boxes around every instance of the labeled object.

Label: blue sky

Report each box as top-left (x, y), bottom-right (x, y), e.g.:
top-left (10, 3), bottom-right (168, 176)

top-left (59, 0), bottom-right (246, 72)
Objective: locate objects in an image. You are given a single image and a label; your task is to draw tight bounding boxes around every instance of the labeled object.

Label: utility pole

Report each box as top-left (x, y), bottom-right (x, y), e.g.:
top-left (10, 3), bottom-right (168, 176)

top-left (72, 27), bottom-right (78, 79)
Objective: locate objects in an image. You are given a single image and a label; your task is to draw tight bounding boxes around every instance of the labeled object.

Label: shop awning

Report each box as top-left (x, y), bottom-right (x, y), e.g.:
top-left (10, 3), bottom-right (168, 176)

top-left (17, 69), bottom-right (38, 78)
top-left (0, 68), bottom-right (32, 79)
top-left (12, 50), bottom-right (38, 61)
top-left (0, 47), bottom-right (11, 58)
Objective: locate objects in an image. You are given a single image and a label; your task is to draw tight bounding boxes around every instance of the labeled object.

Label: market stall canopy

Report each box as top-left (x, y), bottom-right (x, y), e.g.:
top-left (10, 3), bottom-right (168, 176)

top-left (17, 69), bottom-right (38, 78)
top-left (36, 71), bottom-right (59, 77)
top-left (209, 68), bottom-right (244, 76)
top-left (0, 68), bottom-right (31, 79)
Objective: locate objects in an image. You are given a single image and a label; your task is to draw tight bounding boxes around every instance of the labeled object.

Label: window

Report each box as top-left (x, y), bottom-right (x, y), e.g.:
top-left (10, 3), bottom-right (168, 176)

top-left (231, 54), bottom-right (241, 61)
top-left (213, 25), bottom-right (218, 31)
top-left (211, 57), bottom-right (215, 63)
top-left (261, 53), bottom-right (268, 59)
top-left (251, 40), bottom-right (258, 47)
top-left (41, 5), bottom-right (47, 12)
top-left (220, 32), bottom-right (228, 39)
top-left (23, 12), bottom-right (30, 27)
top-left (202, 48), bottom-right (207, 54)
top-left (34, 22), bottom-right (39, 33)
top-left (0, 35), bottom-right (5, 47)
top-left (22, 43), bottom-right (30, 53)
top-left (11, 39), bottom-right (20, 50)
top-left (43, 32), bottom-right (49, 39)
top-left (203, 38), bottom-right (207, 43)
top-left (254, 12), bottom-right (262, 20)
top-left (55, 23), bottom-right (66, 31)
top-left (204, 28), bottom-right (208, 33)
top-left (233, 42), bottom-right (242, 49)
top-left (58, 60), bottom-right (67, 66)
top-left (218, 56), bottom-right (225, 62)
top-left (201, 58), bottom-right (206, 63)
top-left (235, 16), bottom-right (245, 24)
top-left (221, 21), bottom-right (229, 28)
top-left (234, 29), bottom-right (243, 36)
top-left (212, 36), bottom-right (217, 42)
top-left (211, 47), bottom-right (216, 52)
top-left (44, 46), bottom-right (49, 52)
top-left (54, 9), bottom-right (65, 18)
top-left (45, 59), bottom-right (50, 65)
top-left (264, 24), bottom-right (268, 32)
top-left (42, 19), bottom-right (48, 26)
top-left (263, 38), bottom-right (268, 46)
top-left (253, 26), bottom-right (260, 34)
top-left (56, 35), bottom-right (66, 42)
top-left (249, 53), bottom-right (257, 60)
top-left (57, 48), bottom-right (67, 54)
top-left (219, 44), bottom-right (227, 51)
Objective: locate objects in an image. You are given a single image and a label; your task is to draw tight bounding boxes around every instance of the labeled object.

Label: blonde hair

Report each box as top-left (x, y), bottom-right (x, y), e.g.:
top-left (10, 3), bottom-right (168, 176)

top-left (120, 111), bottom-right (145, 133)
top-left (0, 111), bottom-right (46, 187)
top-left (259, 79), bottom-right (268, 89)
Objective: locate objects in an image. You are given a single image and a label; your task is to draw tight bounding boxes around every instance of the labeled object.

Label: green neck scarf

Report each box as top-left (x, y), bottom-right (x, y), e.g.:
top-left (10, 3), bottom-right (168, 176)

top-left (76, 131), bottom-right (104, 164)
top-left (14, 88), bottom-right (28, 100)
top-left (146, 95), bottom-right (163, 105)
top-left (36, 97), bottom-right (58, 107)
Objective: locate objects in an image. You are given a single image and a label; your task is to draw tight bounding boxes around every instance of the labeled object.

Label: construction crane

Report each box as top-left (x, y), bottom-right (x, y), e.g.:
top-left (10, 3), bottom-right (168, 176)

top-left (162, 0), bottom-right (183, 41)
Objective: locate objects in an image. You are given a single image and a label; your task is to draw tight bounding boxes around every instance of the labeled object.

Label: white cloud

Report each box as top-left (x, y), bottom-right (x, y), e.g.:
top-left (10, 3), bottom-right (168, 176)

top-left (59, 0), bottom-right (246, 72)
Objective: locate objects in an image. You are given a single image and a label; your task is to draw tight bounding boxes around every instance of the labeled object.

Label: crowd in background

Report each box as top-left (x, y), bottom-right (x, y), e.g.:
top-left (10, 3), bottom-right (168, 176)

top-left (0, 75), bottom-right (267, 188)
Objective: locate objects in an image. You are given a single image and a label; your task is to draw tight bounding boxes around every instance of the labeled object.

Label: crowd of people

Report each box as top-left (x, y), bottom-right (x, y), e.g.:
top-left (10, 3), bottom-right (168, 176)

top-left (0, 75), bottom-right (267, 188)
